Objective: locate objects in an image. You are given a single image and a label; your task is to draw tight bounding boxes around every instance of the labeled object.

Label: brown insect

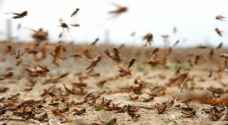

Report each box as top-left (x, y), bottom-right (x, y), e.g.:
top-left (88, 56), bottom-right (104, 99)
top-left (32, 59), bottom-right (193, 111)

top-left (151, 48), bottom-right (159, 55)
top-left (39, 42), bottom-right (49, 60)
top-left (173, 40), bottom-right (180, 47)
top-left (8, 93), bottom-right (20, 100)
top-left (215, 15), bottom-right (226, 21)
top-left (197, 45), bottom-right (208, 49)
top-left (71, 53), bottom-right (82, 59)
top-left (175, 66), bottom-right (182, 75)
top-left (143, 33), bottom-right (153, 46)
top-left (104, 49), bottom-right (113, 59)
top-left (215, 28), bottom-right (223, 37)
top-left (118, 44), bottom-right (125, 49)
top-left (105, 118), bottom-right (117, 125)
top-left (63, 84), bottom-right (85, 95)
top-left (208, 69), bottom-right (213, 78)
top-left (43, 73), bottom-right (69, 84)
top-left (125, 105), bottom-right (140, 120)
top-left (118, 66), bottom-right (131, 77)
top-left (86, 55), bottom-right (102, 70)
top-left (109, 3), bottom-right (128, 16)
top-left (0, 71), bottom-right (13, 80)
top-left (167, 72), bottom-right (188, 87)
top-left (58, 19), bottom-right (80, 38)
top-left (73, 108), bottom-right (86, 116)
top-left (4, 45), bottom-right (13, 54)
top-left (24, 78), bottom-right (36, 92)
top-left (76, 72), bottom-right (89, 82)
top-left (70, 24), bottom-right (80, 27)
top-left (181, 106), bottom-right (196, 118)
top-left (71, 8), bottom-right (80, 17)
top-left (96, 76), bottom-right (118, 87)
top-left (172, 27), bottom-right (178, 34)
top-left (51, 44), bottom-right (66, 66)
top-left (155, 103), bottom-right (167, 114)
top-left (91, 38), bottom-right (100, 46)
top-left (209, 49), bottom-right (214, 58)
top-left (84, 92), bottom-right (104, 105)
top-left (81, 48), bottom-right (92, 59)
top-left (0, 87), bottom-right (9, 93)
top-left (225, 59), bottom-right (228, 69)
top-left (206, 106), bottom-right (225, 121)
top-left (104, 48), bottom-right (121, 63)
top-left (194, 55), bottom-right (201, 65)
top-left (216, 42), bottom-right (223, 49)
top-left (10, 10), bottom-right (28, 19)
top-left (31, 28), bottom-right (48, 42)
top-left (147, 57), bottom-right (165, 66)
top-left (17, 23), bottom-right (22, 30)
top-left (220, 53), bottom-right (228, 59)
top-left (128, 58), bottom-right (136, 68)
top-left (207, 87), bottom-right (224, 98)
top-left (26, 65), bottom-right (49, 77)
top-left (59, 19), bottom-right (70, 32)
top-left (113, 48), bottom-right (121, 62)
top-left (60, 19), bottom-right (80, 29)
top-left (129, 94), bottom-right (139, 101)
top-left (130, 78), bottom-right (145, 94)
top-left (72, 81), bottom-right (87, 89)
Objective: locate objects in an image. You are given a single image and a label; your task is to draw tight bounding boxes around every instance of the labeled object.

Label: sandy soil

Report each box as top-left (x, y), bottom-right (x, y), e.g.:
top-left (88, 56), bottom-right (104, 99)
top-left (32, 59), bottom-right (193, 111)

top-left (1, 41), bottom-right (228, 125)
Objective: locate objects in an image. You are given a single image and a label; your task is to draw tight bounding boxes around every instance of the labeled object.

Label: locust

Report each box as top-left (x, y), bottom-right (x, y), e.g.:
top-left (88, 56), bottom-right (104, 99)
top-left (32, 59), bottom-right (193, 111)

top-left (109, 3), bottom-right (128, 17)
top-left (71, 8), bottom-right (80, 17)
top-left (58, 19), bottom-right (80, 38)
top-left (215, 15), bottom-right (226, 21)
top-left (86, 55), bottom-right (102, 70)
top-left (91, 38), bottom-right (100, 46)
top-left (215, 28), bottom-right (223, 37)
top-left (143, 33), bottom-right (153, 46)
top-left (9, 10), bottom-right (28, 19)
top-left (104, 48), bottom-right (121, 63)
top-left (128, 58), bottom-right (136, 68)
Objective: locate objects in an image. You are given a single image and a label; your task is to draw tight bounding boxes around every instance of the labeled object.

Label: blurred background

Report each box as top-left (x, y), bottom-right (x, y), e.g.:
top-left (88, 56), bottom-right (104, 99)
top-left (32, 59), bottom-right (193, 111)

top-left (0, 0), bottom-right (227, 47)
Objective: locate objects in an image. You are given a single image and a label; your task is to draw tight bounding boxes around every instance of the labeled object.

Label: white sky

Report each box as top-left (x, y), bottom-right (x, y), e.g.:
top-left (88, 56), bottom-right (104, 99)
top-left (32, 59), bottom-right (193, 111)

top-left (0, 0), bottom-right (228, 46)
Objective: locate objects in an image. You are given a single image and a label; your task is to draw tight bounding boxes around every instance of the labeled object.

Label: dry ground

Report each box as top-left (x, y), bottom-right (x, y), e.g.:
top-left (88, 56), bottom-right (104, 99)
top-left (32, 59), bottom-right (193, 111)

top-left (1, 41), bottom-right (228, 125)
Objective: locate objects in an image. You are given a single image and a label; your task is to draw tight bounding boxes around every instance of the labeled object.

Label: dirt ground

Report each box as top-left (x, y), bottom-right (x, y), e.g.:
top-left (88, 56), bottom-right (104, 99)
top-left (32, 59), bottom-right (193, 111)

top-left (1, 41), bottom-right (228, 125)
